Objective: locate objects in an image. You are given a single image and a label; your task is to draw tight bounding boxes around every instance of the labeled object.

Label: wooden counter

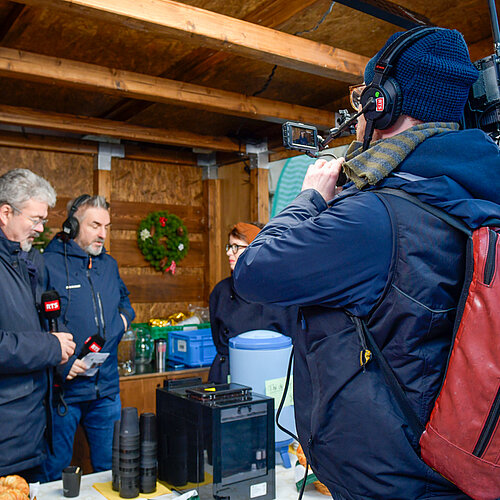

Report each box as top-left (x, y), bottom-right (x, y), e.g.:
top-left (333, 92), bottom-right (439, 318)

top-left (72, 366), bottom-right (210, 473)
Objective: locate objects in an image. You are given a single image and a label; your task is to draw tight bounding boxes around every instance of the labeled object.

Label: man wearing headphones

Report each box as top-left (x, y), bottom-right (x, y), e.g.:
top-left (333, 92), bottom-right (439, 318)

top-left (41, 195), bottom-right (135, 481)
top-left (234, 28), bottom-right (500, 498)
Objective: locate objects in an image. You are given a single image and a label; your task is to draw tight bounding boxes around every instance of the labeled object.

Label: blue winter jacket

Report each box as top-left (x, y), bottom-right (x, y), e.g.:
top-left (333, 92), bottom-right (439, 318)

top-left (44, 237), bottom-right (135, 403)
top-left (234, 129), bottom-right (500, 499)
top-left (0, 230), bottom-right (62, 474)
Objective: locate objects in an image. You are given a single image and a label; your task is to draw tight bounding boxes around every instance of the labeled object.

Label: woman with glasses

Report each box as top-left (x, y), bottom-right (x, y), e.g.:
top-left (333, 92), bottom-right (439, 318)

top-left (208, 222), bottom-right (297, 384)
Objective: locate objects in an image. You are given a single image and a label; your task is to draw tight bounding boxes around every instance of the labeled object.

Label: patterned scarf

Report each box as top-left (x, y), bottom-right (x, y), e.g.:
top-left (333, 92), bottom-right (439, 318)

top-left (343, 122), bottom-right (459, 189)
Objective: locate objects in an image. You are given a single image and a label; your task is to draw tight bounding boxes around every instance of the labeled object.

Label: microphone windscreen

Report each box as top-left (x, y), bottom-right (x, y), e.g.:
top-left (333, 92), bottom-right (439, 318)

top-left (78, 334), bottom-right (105, 359)
top-left (41, 290), bottom-right (61, 320)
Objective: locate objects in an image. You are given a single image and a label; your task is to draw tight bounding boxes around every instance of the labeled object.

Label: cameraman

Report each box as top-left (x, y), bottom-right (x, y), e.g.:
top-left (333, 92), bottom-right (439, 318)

top-left (234, 28), bottom-right (500, 499)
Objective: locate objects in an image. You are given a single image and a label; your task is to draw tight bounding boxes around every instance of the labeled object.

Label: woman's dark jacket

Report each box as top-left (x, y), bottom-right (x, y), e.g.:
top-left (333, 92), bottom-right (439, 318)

top-left (208, 276), bottom-right (297, 384)
top-left (0, 231), bottom-right (61, 474)
top-left (234, 129), bottom-right (500, 499)
top-left (43, 237), bottom-right (135, 403)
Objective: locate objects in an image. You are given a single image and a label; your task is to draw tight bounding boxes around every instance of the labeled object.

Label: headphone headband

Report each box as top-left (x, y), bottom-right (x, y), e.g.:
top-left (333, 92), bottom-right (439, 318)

top-left (61, 193), bottom-right (92, 240)
top-left (68, 194), bottom-right (91, 217)
top-left (371, 26), bottom-right (443, 85)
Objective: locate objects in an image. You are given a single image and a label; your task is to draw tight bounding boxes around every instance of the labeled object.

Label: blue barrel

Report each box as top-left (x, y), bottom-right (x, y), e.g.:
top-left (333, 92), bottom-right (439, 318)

top-left (229, 330), bottom-right (296, 467)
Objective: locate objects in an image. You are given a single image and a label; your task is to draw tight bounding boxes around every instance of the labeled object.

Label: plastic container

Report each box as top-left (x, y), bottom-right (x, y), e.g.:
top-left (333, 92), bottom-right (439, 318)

top-left (229, 330), bottom-right (296, 467)
top-left (168, 327), bottom-right (216, 367)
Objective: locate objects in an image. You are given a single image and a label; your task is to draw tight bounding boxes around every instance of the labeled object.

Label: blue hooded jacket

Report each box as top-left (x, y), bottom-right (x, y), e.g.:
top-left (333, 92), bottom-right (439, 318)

top-left (0, 231), bottom-right (61, 474)
top-left (234, 129), bottom-right (500, 499)
top-left (44, 237), bottom-right (135, 403)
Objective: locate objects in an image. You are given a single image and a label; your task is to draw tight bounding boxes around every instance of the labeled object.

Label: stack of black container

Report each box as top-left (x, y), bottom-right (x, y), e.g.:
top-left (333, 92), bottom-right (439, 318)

top-left (112, 407), bottom-right (157, 498)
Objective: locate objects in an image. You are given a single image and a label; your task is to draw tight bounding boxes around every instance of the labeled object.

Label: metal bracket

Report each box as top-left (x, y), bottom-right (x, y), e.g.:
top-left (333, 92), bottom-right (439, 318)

top-left (197, 152), bottom-right (218, 180)
top-left (246, 141), bottom-right (269, 170)
top-left (246, 141), bottom-right (268, 155)
top-left (94, 142), bottom-right (125, 171)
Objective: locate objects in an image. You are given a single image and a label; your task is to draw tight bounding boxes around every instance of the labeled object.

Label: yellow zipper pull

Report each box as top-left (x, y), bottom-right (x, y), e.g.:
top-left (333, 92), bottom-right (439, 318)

top-left (360, 349), bottom-right (372, 368)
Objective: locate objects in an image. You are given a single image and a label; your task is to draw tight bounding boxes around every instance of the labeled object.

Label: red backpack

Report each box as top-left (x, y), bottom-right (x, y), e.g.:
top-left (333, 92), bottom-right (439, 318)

top-left (361, 188), bottom-right (500, 500)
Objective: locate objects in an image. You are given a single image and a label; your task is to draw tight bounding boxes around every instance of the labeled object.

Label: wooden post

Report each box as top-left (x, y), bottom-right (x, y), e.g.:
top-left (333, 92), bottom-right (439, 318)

top-left (249, 149), bottom-right (270, 224)
top-left (201, 157), bottom-right (222, 301)
top-left (93, 142), bottom-right (124, 253)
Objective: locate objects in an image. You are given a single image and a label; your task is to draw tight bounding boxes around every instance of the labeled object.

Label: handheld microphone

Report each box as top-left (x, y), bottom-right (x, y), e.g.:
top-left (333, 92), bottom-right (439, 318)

top-left (78, 334), bottom-right (105, 359)
top-left (41, 290), bottom-right (62, 332)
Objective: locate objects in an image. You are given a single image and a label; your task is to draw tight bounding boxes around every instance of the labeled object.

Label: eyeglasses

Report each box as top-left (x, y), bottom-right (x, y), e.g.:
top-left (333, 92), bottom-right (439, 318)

top-left (349, 83), bottom-right (365, 111)
top-left (10, 204), bottom-right (48, 229)
top-left (225, 243), bottom-right (248, 254)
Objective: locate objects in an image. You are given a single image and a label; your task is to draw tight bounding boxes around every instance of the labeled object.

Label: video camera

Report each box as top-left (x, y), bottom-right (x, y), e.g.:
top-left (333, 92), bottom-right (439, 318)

top-left (282, 109), bottom-right (359, 159)
top-left (462, 0), bottom-right (500, 144)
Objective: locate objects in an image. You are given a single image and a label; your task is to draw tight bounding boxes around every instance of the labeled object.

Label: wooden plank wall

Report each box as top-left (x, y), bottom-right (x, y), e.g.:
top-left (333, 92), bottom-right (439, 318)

top-left (0, 148), bottom-right (209, 322)
top-left (0, 147), bottom-right (267, 321)
top-left (109, 157), bottom-right (207, 322)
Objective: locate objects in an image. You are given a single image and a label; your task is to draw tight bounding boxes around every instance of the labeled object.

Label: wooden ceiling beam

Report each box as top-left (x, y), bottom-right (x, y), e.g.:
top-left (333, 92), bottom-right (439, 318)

top-left (0, 129), bottom-right (98, 154)
top-left (20, 0), bottom-right (369, 81)
top-left (0, 129), bottom-right (198, 164)
top-left (0, 3), bottom-right (28, 43)
top-left (0, 104), bottom-right (242, 152)
top-left (334, 0), bottom-right (431, 29)
top-left (103, 0), bottom-right (323, 121)
top-left (0, 47), bottom-right (336, 127)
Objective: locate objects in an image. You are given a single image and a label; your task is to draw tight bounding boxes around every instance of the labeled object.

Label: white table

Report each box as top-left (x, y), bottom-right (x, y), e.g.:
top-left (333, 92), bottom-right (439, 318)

top-left (37, 466), bottom-right (332, 500)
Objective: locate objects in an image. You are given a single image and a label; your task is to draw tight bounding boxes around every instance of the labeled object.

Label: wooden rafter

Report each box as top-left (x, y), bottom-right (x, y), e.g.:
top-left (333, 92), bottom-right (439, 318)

top-left (0, 47), bottom-right (337, 127)
top-left (103, 0), bottom-right (323, 121)
top-left (20, 0), bottom-right (368, 81)
top-left (0, 104), bottom-right (242, 152)
top-left (334, 0), bottom-right (431, 29)
top-left (0, 3), bottom-right (27, 43)
top-left (0, 130), bottom-right (197, 163)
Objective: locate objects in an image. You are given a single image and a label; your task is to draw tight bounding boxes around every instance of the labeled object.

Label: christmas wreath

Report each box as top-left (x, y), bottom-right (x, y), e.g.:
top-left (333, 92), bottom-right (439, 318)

top-left (137, 211), bottom-right (189, 274)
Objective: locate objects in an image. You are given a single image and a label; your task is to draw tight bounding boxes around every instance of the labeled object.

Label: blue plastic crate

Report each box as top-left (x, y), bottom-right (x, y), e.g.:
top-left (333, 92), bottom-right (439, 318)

top-left (168, 327), bottom-right (216, 367)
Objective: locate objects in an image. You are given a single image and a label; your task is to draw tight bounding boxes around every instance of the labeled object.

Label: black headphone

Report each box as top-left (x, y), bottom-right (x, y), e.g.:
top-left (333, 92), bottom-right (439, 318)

top-left (61, 194), bottom-right (91, 240)
top-left (359, 26), bottom-right (444, 149)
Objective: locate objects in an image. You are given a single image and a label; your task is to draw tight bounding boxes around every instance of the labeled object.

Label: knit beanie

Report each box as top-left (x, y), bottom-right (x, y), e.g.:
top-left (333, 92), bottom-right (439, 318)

top-left (364, 29), bottom-right (479, 123)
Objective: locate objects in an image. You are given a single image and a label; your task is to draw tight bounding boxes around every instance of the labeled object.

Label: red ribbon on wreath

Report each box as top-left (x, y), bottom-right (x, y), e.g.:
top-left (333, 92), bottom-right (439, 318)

top-left (165, 260), bottom-right (176, 275)
top-left (159, 216), bottom-right (168, 227)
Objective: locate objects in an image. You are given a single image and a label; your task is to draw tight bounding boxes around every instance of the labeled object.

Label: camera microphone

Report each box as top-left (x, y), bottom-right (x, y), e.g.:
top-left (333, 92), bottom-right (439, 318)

top-left (41, 290), bottom-right (62, 332)
top-left (78, 333), bottom-right (105, 359)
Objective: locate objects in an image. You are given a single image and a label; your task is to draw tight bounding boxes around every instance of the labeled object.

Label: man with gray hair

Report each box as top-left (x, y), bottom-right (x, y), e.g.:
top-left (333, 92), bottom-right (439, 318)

top-left (0, 168), bottom-right (76, 479)
top-left (42, 194), bottom-right (135, 480)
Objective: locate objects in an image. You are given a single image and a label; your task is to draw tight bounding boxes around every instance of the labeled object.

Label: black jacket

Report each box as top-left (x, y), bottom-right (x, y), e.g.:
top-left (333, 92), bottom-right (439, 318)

top-left (0, 230), bottom-right (61, 474)
top-left (208, 276), bottom-right (297, 384)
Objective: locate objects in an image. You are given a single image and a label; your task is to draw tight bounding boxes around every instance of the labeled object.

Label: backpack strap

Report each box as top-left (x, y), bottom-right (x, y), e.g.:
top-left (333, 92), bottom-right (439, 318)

top-left (373, 187), bottom-right (472, 236)
top-left (351, 187), bottom-right (472, 439)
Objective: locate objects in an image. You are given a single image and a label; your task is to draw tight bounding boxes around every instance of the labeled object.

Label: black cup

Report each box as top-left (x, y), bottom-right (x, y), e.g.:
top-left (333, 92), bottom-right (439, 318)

top-left (112, 420), bottom-right (121, 491)
top-left (120, 407), bottom-right (139, 437)
top-left (140, 412), bottom-right (157, 442)
top-left (62, 466), bottom-right (82, 498)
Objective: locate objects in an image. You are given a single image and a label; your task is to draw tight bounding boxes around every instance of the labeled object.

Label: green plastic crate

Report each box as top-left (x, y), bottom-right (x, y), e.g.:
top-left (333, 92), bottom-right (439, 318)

top-left (149, 322), bottom-right (211, 340)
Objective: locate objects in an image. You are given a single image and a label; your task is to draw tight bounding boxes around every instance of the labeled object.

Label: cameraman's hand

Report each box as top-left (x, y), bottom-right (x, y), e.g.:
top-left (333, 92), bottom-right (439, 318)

top-left (301, 157), bottom-right (345, 202)
top-left (51, 331), bottom-right (76, 364)
top-left (66, 359), bottom-right (88, 380)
